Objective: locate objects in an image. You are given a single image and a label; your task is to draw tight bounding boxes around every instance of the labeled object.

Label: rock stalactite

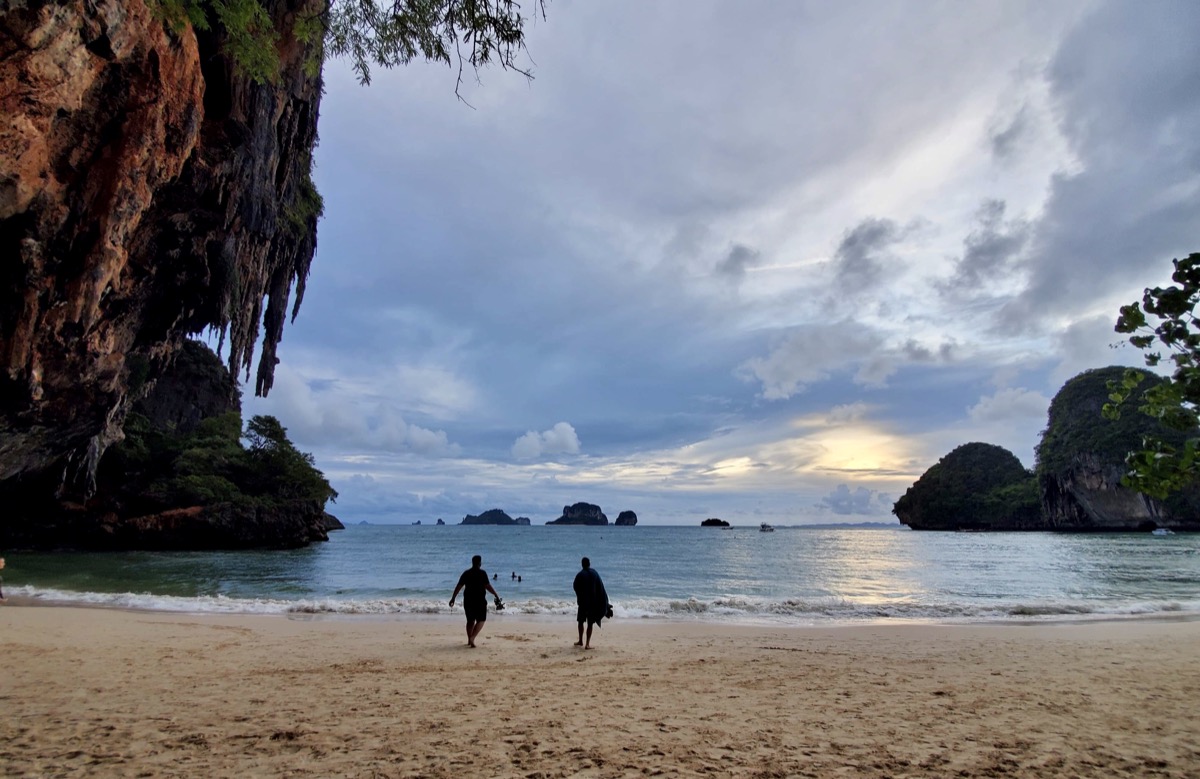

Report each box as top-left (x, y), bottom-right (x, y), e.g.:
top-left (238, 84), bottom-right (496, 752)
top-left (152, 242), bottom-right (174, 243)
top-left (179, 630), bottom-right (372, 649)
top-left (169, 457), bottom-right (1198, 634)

top-left (0, 0), bottom-right (324, 498)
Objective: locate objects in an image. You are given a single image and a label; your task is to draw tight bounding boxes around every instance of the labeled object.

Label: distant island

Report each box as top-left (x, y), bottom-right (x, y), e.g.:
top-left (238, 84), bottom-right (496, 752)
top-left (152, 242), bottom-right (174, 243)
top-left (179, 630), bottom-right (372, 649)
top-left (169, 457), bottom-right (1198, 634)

top-left (701, 518), bottom-right (730, 527)
top-left (547, 502), bottom-right (609, 525)
top-left (461, 509), bottom-right (530, 526)
top-left (452, 504), bottom-right (635, 525)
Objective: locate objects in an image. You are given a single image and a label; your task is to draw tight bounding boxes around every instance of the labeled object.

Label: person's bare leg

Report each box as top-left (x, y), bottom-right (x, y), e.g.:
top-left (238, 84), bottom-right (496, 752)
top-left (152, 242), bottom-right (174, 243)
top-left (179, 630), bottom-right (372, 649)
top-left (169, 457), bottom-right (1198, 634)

top-left (466, 619), bottom-right (477, 647)
top-left (469, 621), bottom-right (485, 646)
top-left (584, 622), bottom-right (594, 649)
top-left (575, 622), bottom-right (584, 646)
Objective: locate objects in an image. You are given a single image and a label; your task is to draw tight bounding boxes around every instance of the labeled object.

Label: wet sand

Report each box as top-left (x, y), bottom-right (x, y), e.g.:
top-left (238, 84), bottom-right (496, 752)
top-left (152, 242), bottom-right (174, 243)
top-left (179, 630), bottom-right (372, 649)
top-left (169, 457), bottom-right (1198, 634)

top-left (2, 605), bottom-right (1198, 778)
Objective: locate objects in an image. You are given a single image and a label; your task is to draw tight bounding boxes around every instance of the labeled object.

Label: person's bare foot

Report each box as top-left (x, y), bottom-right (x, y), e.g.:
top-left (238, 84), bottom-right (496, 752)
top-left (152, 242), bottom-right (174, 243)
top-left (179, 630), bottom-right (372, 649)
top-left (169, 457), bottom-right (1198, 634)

top-left (468, 642), bottom-right (476, 648)
top-left (584, 645), bottom-right (592, 650)
top-left (573, 641), bottom-right (582, 646)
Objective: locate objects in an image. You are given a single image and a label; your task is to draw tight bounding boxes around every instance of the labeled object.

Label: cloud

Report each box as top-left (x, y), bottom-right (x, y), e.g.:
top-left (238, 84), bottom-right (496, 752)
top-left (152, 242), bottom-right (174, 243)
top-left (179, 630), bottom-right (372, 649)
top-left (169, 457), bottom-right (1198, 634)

top-left (715, 243), bottom-right (762, 282)
top-left (243, 363), bottom-right (460, 456)
top-left (738, 323), bottom-right (883, 400)
top-left (826, 402), bottom-right (871, 425)
top-left (832, 218), bottom-right (902, 292)
top-left (990, 105), bottom-right (1030, 160)
top-left (938, 199), bottom-right (1031, 297)
top-left (512, 422), bottom-right (582, 460)
top-left (235, 2), bottom-right (1195, 523)
top-left (817, 484), bottom-right (893, 515)
top-left (1050, 313), bottom-right (1151, 389)
top-left (967, 387), bottom-right (1051, 423)
top-left (995, 1), bottom-right (1200, 333)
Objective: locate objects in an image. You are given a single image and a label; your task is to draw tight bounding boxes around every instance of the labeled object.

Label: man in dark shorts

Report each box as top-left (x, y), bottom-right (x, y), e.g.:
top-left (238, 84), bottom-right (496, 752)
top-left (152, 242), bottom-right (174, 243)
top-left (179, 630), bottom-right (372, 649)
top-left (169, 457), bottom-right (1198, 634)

top-left (573, 557), bottom-right (609, 649)
top-left (449, 555), bottom-right (500, 648)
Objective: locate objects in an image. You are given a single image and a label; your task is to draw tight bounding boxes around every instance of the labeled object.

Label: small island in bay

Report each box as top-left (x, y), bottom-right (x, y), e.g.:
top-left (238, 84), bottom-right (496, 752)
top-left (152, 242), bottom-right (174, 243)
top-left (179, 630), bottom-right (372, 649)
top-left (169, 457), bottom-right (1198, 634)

top-left (546, 502), bottom-right (609, 525)
top-left (701, 518), bottom-right (730, 527)
top-left (615, 510), bottom-right (638, 526)
top-left (461, 509), bottom-right (524, 525)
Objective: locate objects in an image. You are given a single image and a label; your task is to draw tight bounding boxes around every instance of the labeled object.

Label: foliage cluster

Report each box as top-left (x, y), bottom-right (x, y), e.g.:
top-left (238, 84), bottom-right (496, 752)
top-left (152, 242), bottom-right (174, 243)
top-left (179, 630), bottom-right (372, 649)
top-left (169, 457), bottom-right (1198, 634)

top-left (892, 442), bottom-right (1040, 528)
top-left (100, 411), bottom-right (337, 514)
top-left (1036, 366), bottom-right (1188, 480)
top-left (283, 152), bottom-right (325, 235)
top-left (1104, 252), bottom-right (1200, 498)
top-left (155, 0), bottom-right (545, 87)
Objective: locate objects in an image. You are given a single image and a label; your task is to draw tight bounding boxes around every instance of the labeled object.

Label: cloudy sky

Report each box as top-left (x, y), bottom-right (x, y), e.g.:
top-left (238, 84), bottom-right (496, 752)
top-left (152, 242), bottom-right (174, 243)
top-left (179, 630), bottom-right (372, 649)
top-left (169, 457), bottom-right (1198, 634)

top-left (239, 0), bottom-right (1200, 525)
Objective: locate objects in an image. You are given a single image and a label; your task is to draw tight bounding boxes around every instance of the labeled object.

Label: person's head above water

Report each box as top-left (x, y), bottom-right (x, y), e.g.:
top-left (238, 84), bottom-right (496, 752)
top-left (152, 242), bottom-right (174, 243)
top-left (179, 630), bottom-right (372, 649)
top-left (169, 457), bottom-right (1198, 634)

top-left (472, 555), bottom-right (482, 568)
top-left (581, 557), bottom-right (590, 569)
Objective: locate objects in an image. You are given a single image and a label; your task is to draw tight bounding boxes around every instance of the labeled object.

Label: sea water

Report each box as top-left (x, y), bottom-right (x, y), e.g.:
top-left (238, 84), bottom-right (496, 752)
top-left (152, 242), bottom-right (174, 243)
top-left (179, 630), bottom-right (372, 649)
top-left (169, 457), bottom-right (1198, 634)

top-left (7, 525), bottom-right (1200, 626)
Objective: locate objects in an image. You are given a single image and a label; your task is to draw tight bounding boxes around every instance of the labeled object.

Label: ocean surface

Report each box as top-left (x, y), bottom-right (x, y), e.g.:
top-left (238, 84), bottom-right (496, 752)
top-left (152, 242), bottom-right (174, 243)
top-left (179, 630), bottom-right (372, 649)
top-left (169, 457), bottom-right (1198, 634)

top-left (7, 525), bottom-right (1200, 626)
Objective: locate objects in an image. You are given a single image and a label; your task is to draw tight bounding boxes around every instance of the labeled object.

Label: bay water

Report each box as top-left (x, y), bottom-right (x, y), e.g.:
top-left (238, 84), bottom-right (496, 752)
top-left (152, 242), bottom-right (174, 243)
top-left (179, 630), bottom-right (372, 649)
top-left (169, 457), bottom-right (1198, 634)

top-left (7, 525), bottom-right (1200, 626)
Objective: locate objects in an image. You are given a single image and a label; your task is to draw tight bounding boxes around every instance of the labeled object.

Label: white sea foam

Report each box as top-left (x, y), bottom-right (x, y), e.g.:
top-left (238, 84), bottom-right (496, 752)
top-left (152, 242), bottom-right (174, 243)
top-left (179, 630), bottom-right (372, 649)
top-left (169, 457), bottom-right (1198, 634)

top-left (13, 585), bottom-right (1200, 626)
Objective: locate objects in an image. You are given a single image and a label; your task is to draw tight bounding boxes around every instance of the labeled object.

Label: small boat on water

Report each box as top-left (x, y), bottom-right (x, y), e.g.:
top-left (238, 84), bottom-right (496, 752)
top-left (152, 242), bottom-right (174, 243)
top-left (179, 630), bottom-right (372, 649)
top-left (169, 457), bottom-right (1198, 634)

top-left (1151, 528), bottom-right (1174, 536)
top-left (759, 522), bottom-right (775, 532)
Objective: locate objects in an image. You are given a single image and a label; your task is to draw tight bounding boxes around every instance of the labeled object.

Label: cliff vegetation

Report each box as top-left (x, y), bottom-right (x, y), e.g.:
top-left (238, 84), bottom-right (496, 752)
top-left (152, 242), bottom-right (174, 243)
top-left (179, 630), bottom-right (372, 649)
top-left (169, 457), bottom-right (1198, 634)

top-left (547, 503), bottom-right (609, 525)
top-left (0, 0), bottom-right (546, 548)
top-left (895, 366), bottom-right (1200, 531)
top-left (0, 341), bottom-right (339, 549)
top-left (892, 443), bottom-right (1040, 531)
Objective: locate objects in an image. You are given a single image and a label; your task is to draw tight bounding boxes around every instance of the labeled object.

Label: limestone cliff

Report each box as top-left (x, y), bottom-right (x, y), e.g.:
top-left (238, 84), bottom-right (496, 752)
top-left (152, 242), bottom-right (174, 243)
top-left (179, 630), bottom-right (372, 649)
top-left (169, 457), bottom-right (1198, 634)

top-left (894, 367), bottom-right (1200, 531)
top-left (547, 503), bottom-right (609, 525)
top-left (1039, 453), bottom-right (1171, 530)
top-left (0, 0), bottom-right (323, 499)
top-left (0, 339), bottom-right (339, 549)
top-left (461, 509), bottom-right (519, 525)
top-left (1036, 367), bottom-right (1200, 531)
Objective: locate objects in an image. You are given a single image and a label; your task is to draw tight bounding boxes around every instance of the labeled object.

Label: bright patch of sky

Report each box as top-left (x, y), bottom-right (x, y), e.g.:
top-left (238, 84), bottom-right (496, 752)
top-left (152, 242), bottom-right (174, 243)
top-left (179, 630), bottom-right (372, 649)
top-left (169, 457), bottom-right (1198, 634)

top-left (241, 0), bottom-right (1200, 524)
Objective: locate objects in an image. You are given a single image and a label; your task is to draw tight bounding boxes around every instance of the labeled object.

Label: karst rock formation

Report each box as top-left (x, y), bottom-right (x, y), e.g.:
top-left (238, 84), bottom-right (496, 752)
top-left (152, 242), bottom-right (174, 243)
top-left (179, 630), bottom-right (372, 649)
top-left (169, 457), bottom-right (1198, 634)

top-left (0, 0), bottom-right (323, 499)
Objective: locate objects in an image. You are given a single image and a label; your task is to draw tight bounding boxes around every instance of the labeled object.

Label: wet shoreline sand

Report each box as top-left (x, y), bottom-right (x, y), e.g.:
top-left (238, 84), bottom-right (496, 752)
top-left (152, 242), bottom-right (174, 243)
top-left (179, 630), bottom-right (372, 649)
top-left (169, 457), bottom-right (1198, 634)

top-left (2, 606), bottom-right (1198, 777)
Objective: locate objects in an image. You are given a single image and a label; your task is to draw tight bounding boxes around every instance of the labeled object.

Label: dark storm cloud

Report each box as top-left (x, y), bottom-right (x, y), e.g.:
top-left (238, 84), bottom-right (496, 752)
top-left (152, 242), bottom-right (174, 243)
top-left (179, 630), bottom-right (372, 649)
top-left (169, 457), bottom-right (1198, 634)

top-left (989, 105), bottom-right (1030, 160)
top-left (832, 218), bottom-right (901, 291)
top-left (902, 340), bottom-right (936, 362)
top-left (939, 199), bottom-right (1031, 297)
top-left (997, 0), bottom-right (1200, 333)
top-left (715, 244), bottom-right (762, 282)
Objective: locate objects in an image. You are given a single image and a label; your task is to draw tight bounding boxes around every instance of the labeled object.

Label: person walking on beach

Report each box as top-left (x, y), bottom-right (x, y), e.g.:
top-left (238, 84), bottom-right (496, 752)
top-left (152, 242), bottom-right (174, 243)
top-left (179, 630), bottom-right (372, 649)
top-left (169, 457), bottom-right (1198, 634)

top-left (0, 556), bottom-right (6, 603)
top-left (573, 557), bottom-right (610, 649)
top-left (449, 555), bottom-right (500, 648)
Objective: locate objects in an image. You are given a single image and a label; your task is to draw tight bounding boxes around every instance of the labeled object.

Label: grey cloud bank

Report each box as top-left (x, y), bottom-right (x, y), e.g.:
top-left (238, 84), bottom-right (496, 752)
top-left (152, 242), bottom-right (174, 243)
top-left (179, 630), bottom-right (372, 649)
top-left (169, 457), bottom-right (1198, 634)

top-left (241, 0), bottom-right (1198, 524)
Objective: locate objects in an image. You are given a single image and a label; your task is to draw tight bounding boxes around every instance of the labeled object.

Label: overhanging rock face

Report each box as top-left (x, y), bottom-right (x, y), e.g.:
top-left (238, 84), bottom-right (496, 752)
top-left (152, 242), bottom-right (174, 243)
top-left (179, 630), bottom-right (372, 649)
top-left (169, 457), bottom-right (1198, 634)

top-left (1041, 453), bottom-right (1188, 531)
top-left (0, 0), bottom-right (323, 495)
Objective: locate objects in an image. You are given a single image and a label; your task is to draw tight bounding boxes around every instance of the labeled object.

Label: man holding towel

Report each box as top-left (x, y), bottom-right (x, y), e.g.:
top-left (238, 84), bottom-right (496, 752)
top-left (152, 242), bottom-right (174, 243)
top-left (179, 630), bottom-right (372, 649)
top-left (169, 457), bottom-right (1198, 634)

top-left (573, 557), bottom-right (610, 649)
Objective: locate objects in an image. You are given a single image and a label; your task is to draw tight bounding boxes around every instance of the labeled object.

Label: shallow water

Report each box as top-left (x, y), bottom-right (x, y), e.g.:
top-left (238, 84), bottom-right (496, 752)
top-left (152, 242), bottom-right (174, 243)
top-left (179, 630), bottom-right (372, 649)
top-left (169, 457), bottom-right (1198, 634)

top-left (8, 525), bottom-right (1200, 625)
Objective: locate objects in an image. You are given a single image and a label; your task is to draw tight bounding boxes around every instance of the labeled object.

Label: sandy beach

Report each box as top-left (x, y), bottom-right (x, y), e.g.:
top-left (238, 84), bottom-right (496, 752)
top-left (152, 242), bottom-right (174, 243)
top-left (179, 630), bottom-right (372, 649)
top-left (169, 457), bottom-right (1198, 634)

top-left (1, 606), bottom-right (1198, 778)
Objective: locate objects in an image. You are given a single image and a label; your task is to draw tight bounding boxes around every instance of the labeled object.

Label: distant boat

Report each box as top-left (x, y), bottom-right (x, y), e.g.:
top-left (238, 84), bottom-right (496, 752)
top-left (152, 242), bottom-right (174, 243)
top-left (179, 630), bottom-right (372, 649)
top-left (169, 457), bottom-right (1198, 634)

top-left (1151, 528), bottom-right (1174, 536)
top-left (759, 522), bottom-right (775, 532)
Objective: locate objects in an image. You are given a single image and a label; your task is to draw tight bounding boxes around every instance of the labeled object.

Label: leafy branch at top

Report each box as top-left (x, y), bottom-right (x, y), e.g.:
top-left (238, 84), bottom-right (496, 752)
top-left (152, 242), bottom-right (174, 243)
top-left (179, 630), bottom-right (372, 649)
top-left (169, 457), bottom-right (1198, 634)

top-left (1103, 251), bottom-right (1200, 498)
top-left (155, 0), bottom-right (546, 90)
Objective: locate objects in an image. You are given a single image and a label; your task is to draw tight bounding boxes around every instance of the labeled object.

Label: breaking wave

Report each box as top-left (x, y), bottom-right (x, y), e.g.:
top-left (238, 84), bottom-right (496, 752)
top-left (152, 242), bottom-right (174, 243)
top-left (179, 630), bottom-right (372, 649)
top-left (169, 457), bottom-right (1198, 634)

top-left (12, 585), bottom-right (1200, 626)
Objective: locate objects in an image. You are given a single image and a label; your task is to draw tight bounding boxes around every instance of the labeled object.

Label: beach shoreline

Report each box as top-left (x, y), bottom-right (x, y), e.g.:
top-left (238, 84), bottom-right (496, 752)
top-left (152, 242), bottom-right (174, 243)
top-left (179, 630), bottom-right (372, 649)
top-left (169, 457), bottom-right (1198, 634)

top-left (8, 590), bottom-right (1200, 630)
top-left (3, 605), bottom-right (1198, 777)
